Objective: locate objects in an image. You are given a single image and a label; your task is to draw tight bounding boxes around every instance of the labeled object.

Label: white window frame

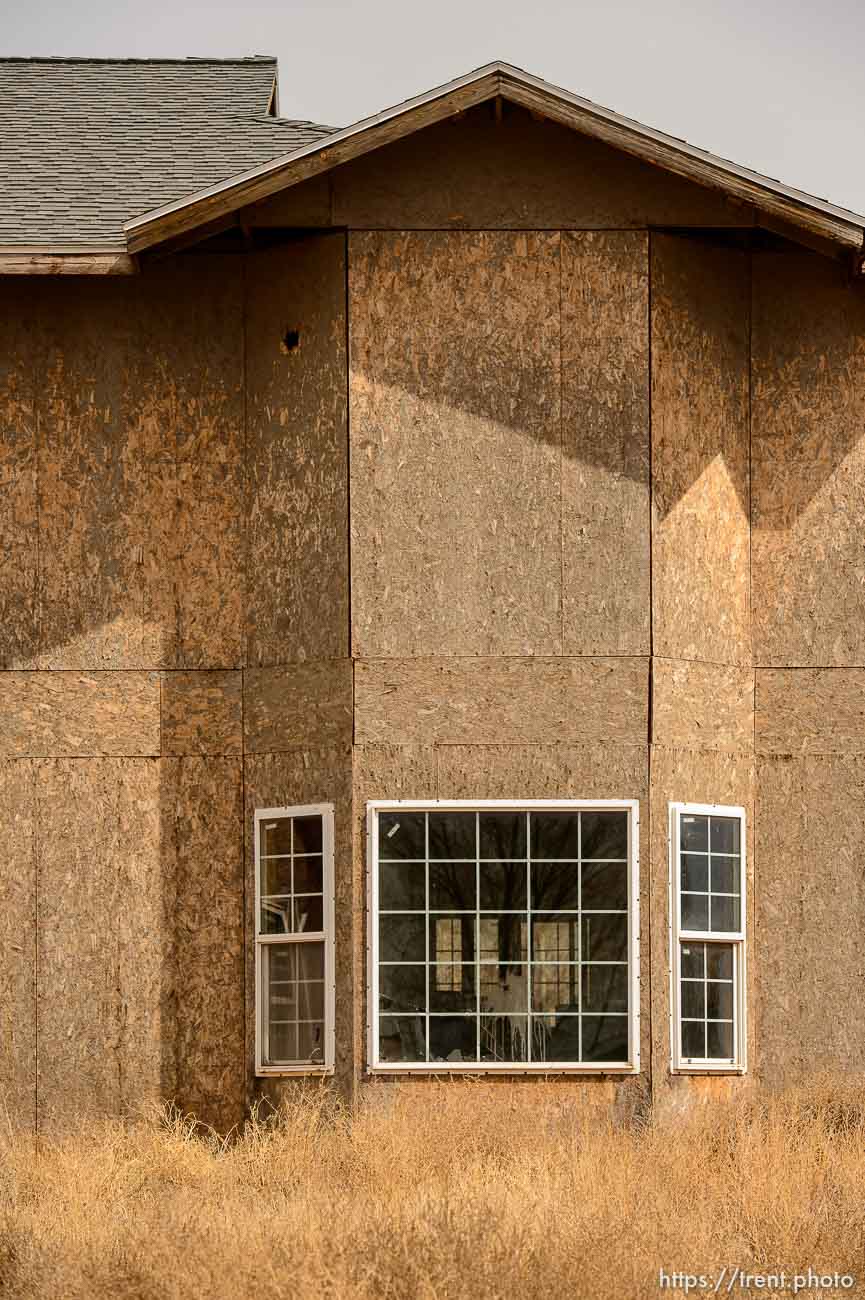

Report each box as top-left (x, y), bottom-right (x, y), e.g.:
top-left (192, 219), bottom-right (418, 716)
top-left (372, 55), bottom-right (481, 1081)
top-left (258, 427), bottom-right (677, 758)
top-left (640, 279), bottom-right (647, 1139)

top-left (669, 801), bottom-right (747, 1075)
top-left (366, 798), bottom-right (641, 1075)
top-left (254, 803), bottom-right (336, 1076)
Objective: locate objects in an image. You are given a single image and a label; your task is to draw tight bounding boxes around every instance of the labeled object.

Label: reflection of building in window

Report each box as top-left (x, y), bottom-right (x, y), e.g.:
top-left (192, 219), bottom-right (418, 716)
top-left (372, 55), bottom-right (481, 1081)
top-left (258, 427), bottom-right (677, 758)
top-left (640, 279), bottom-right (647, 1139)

top-left (532, 920), bottom-right (572, 963)
top-left (435, 918), bottom-right (462, 990)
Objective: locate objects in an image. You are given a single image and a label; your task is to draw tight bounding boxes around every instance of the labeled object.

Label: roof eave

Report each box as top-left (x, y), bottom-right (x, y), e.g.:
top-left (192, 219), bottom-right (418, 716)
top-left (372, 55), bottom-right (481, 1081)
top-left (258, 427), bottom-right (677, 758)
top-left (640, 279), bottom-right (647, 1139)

top-left (123, 60), bottom-right (865, 258)
top-left (0, 248), bottom-right (136, 275)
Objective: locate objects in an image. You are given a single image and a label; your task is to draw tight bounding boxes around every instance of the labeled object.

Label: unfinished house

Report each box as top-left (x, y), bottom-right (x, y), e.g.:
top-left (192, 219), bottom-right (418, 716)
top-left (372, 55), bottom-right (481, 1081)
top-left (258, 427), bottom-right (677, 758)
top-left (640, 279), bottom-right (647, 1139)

top-left (2, 56), bottom-right (865, 1132)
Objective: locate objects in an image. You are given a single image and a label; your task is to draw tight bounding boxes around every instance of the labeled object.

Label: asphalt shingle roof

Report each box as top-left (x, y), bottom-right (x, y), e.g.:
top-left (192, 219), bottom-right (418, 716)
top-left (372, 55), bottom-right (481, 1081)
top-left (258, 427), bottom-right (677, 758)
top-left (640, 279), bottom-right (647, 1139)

top-left (0, 57), bottom-right (335, 248)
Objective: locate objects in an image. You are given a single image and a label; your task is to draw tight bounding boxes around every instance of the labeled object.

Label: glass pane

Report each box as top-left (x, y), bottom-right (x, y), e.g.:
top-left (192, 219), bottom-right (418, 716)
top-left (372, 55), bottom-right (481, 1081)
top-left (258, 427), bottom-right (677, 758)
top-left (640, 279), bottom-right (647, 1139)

top-left (681, 979), bottom-right (705, 1019)
top-left (581, 812), bottom-right (628, 859)
top-left (268, 981), bottom-right (297, 1017)
top-left (479, 861), bottom-right (527, 911)
top-left (379, 1015), bottom-right (426, 1062)
top-left (292, 816), bottom-right (323, 855)
top-left (480, 1014), bottom-right (528, 1062)
top-left (710, 817), bottom-right (740, 855)
top-left (293, 856), bottom-right (323, 894)
top-left (428, 812), bottom-right (476, 859)
top-left (479, 915), bottom-right (528, 964)
top-left (431, 915), bottom-right (474, 963)
top-left (531, 915), bottom-right (577, 962)
top-left (260, 818), bottom-right (291, 857)
top-left (680, 815), bottom-right (708, 852)
top-left (297, 1021), bottom-right (325, 1063)
top-left (711, 856), bottom-right (740, 895)
top-left (706, 944), bottom-right (733, 980)
top-left (267, 943), bottom-right (324, 984)
top-left (429, 861), bottom-right (476, 910)
top-left (537, 1014), bottom-right (580, 1062)
top-left (379, 914), bottom-right (425, 963)
top-left (479, 964), bottom-right (529, 1015)
top-left (681, 854), bottom-right (708, 893)
top-left (581, 861), bottom-right (628, 911)
top-left (680, 943), bottom-right (704, 979)
top-left (681, 1020), bottom-right (706, 1059)
top-left (379, 812), bottom-right (426, 860)
top-left (582, 964), bottom-right (628, 1014)
top-left (706, 980), bottom-right (733, 1020)
top-left (379, 861), bottom-right (426, 911)
top-left (294, 896), bottom-right (323, 933)
top-left (479, 813), bottom-right (526, 859)
top-left (268, 1021), bottom-right (296, 1063)
top-left (379, 964), bottom-right (426, 1013)
top-left (707, 1020), bottom-right (734, 1059)
top-left (531, 862), bottom-right (579, 910)
top-left (530, 812), bottom-right (580, 858)
top-left (430, 964), bottom-right (476, 1013)
top-left (709, 895), bottom-right (738, 933)
top-left (261, 899), bottom-right (292, 934)
top-left (296, 982), bottom-right (324, 1021)
top-left (581, 1014), bottom-right (629, 1063)
top-left (531, 964), bottom-right (579, 1012)
top-left (261, 856), bottom-right (292, 896)
top-left (581, 913), bottom-right (627, 963)
top-left (681, 893), bottom-right (709, 931)
top-left (428, 1016), bottom-right (476, 1063)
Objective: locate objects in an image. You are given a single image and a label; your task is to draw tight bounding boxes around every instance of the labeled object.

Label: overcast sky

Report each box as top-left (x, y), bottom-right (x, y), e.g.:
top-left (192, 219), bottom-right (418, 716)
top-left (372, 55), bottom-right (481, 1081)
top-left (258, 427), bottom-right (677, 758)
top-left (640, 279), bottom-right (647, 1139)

top-left (5, 0), bottom-right (865, 214)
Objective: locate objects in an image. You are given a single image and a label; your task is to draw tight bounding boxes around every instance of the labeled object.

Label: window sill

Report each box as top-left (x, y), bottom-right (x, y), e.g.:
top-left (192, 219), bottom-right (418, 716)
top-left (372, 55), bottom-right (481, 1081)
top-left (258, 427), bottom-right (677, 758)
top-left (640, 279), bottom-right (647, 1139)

top-left (367, 1062), bottom-right (640, 1076)
top-left (671, 1065), bottom-right (747, 1076)
top-left (256, 1066), bottom-right (334, 1078)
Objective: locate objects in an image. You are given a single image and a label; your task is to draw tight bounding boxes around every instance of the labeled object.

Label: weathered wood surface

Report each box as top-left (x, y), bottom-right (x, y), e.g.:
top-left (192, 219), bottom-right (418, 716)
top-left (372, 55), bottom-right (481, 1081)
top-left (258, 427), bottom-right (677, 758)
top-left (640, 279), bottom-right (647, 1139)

top-left (244, 660), bottom-right (353, 752)
top-left (752, 250), bottom-right (865, 666)
top-left (561, 230), bottom-right (650, 655)
top-left (0, 671), bottom-right (160, 757)
top-left (651, 235), bottom-right (750, 667)
top-left (354, 656), bottom-right (648, 745)
top-left (0, 761), bottom-right (37, 1130)
top-left (349, 230), bottom-right (561, 657)
top-left (246, 236), bottom-right (349, 667)
top-left (652, 659), bottom-right (754, 753)
top-left (0, 282), bottom-right (39, 667)
top-left (0, 253), bottom-right (136, 275)
top-left (757, 668), bottom-right (865, 754)
top-left (160, 671), bottom-right (243, 756)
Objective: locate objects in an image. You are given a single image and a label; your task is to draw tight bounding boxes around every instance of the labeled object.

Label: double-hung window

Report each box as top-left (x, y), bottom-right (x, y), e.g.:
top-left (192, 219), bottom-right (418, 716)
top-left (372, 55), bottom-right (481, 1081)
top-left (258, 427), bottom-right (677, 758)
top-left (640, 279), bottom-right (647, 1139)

top-left (669, 803), bottom-right (746, 1072)
top-left (367, 800), bottom-right (640, 1073)
top-left (254, 804), bottom-right (335, 1074)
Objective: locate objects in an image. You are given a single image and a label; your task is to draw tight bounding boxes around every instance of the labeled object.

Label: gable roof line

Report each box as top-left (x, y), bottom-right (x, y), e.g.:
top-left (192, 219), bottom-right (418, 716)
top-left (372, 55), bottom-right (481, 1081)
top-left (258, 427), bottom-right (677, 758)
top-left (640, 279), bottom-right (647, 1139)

top-left (124, 60), bottom-right (865, 257)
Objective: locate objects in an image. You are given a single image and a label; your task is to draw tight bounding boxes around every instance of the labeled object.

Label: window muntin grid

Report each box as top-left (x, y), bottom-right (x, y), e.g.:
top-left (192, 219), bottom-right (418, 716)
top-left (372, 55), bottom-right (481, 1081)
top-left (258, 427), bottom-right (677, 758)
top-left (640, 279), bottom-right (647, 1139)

top-left (671, 805), bottom-right (746, 1072)
top-left (255, 805), bottom-right (335, 1074)
top-left (371, 804), bottom-right (637, 1070)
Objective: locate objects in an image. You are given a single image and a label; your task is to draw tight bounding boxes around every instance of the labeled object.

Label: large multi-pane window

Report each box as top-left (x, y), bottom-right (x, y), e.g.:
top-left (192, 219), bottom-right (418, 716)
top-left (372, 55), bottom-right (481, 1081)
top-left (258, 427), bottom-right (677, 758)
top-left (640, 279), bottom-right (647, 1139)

top-left (670, 803), bottom-right (746, 1072)
top-left (368, 801), bottom-right (639, 1072)
top-left (254, 804), bottom-right (335, 1074)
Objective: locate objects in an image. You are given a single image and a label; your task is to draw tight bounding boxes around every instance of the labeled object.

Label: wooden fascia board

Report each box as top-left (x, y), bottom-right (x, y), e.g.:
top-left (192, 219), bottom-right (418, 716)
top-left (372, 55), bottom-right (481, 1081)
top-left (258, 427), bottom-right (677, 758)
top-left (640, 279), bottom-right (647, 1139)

top-left (0, 251), bottom-right (137, 275)
top-left (503, 79), bottom-right (865, 252)
top-left (125, 73), bottom-right (502, 253)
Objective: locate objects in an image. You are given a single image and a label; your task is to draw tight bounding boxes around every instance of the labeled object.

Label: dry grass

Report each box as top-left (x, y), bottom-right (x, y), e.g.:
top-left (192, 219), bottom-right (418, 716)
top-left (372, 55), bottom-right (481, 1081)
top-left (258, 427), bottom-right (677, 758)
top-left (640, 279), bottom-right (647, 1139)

top-left (2, 1079), bottom-right (865, 1299)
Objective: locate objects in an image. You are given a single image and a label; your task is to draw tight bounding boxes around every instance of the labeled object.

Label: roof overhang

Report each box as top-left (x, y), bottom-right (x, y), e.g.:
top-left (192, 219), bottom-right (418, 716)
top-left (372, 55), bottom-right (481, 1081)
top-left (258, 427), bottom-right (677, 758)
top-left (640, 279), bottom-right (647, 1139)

top-left (124, 61), bottom-right (865, 259)
top-left (0, 247), bottom-right (136, 274)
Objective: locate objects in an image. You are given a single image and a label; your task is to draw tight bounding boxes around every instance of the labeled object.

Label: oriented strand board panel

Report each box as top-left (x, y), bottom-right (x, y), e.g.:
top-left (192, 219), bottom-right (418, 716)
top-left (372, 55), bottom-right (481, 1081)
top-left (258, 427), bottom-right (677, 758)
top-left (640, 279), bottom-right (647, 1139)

top-left (757, 668), bottom-right (865, 754)
top-left (652, 659), bottom-right (754, 753)
top-left (244, 748), bottom-right (353, 1103)
top-left (127, 256), bottom-right (243, 463)
top-left (349, 230), bottom-right (562, 657)
top-left (0, 281), bottom-right (39, 668)
top-left (651, 235), bottom-right (750, 667)
top-left (323, 104), bottom-right (752, 230)
top-left (0, 671), bottom-right (160, 757)
top-left (756, 755), bottom-right (865, 1084)
top-left (561, 230), bottom-right (650, 655)
top-left (36, 758), bottom-right (166, 1129)
top-left (160, 671), bottom-right (242, 756)
top-left (144, 459), bottom-right (244, 669)
top-left (246, 235), bottom-right (349, 667)
top-left (244, 659), bottom-right (353, 753)
top-left (0, 760), bottom-right (36, 1131)
top-left (161, 757), bottom-right (245, 1130)
top-left (648, 746), bottom-right (754, 1107)
top-left (355, 656), bottom-right (648, 746)
top-left (752, 251), bottom-right (865, 666)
